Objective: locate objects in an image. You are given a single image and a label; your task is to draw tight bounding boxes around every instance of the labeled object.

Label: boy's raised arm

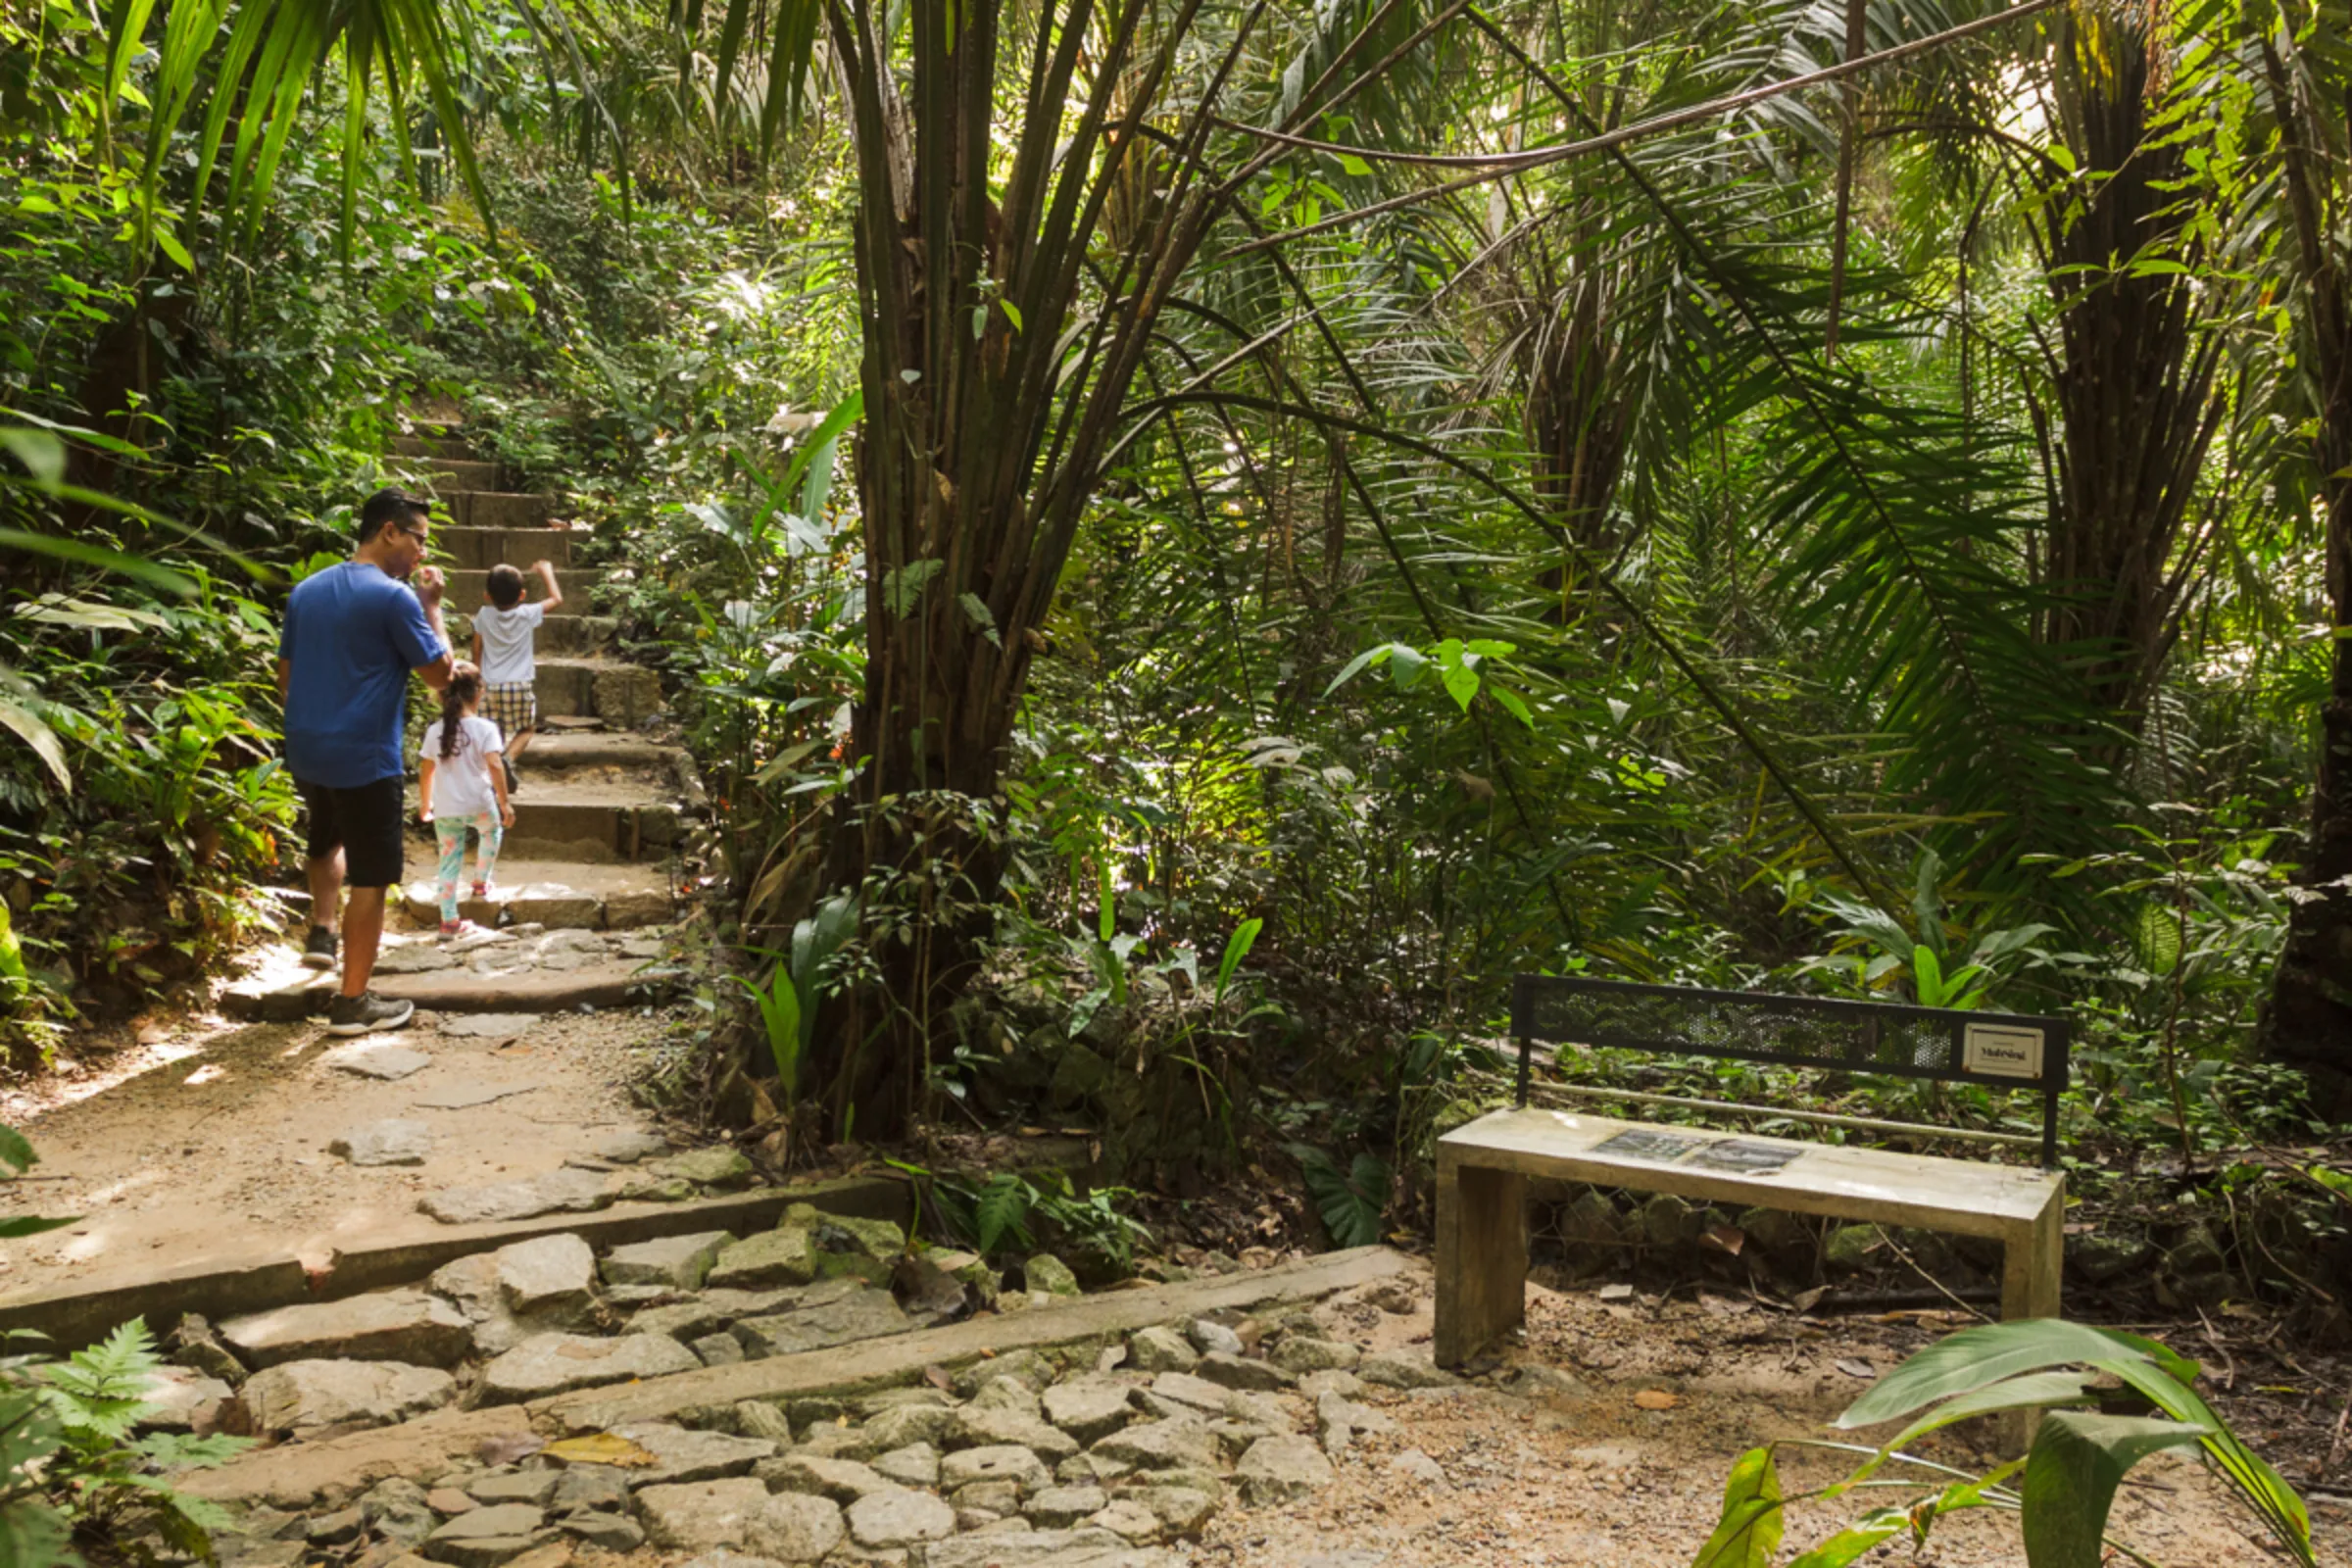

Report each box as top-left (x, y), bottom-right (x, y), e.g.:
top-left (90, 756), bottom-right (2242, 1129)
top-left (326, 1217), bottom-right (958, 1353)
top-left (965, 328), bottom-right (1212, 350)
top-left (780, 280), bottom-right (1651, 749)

top-left (534, 559), bottom-right (564, 611)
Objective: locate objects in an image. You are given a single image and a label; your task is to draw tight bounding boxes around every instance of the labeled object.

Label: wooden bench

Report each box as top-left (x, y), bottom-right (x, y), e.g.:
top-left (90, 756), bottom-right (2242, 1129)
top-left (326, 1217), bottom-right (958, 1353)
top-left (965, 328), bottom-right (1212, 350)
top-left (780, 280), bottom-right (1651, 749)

top-left (1436, 975), bottom-right (2071, 1368)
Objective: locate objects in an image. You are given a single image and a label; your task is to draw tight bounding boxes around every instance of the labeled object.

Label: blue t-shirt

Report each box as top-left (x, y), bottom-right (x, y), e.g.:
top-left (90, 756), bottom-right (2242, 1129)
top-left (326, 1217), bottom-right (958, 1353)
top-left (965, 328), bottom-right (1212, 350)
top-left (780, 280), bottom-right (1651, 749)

top-left (279, 562), bottom-right (446, 788)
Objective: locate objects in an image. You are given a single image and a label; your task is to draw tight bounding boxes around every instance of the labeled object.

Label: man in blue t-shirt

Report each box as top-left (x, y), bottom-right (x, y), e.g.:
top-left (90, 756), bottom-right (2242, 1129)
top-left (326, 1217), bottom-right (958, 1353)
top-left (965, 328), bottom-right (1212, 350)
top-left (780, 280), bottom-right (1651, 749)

top-left (277, 489), bottom-right (455, 1034)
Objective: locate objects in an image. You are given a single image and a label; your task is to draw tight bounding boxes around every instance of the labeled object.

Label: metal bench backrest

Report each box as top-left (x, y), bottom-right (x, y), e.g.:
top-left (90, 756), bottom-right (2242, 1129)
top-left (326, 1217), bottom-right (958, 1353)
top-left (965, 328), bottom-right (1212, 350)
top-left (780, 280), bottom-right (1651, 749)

top-left (1511, 975), bottom-right (2071, 1169)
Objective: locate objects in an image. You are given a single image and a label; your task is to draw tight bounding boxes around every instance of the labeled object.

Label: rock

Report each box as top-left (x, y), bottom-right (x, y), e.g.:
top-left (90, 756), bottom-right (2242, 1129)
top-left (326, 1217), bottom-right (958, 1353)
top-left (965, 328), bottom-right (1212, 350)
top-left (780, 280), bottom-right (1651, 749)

top-left (2070, 1231), bottom-right (2155, 1284)
top-left (1362, 1279), bottom-right (1419, 1314)
top-left (237, 1359), bottom-right (455, 1435)
top-left (135, 1365), bottom-right (232, 1432)
top-left (695, 1333), bottom-right (745, 1366)
top-left (760, 1455), bottom-right (891, 1502)
top-left (708, 1229), bottom-right (815, 1290)
top-left (421, 1170), bottom-right (612, 1226)
top-left (1139, 1373), bottom-right (1228, 1419)
top-left (2165, 1224), bottom-right (2228, 1279)
top-left (330, 1119), bottom-right (434, 1167)
top-left (1316, 1389), bottom-right (1396, 1454)
top-left (497, 1234), bottom-right (597, 1318)
top-left (953, 1348), bottom-right (1058, 1396)
top-left (1823, 1224), bottom-right (1882, 1272)
top-left (166, 1313), bottom-right (246, 1385)
top-left (789, 1422), bottom-right (882, 1461)
top-left (424, 1504), bottom-right (544, 1547)
top-left (1194, 1351), bottom-right (1293, 1392)
top-left (1040, 1380), bottom-right (1136, 1444)
top-left (427, 1489), bottom-right (476, 1515)
top-left (734, 1401), bottom-right (796, 1444)
top-left (1135, 1485), bottom-right (1216, 1535)
top-left (309, 1507), bottom-right (367, 1545)
top-left (1639, 1192), bottom-right (1701, 1248)
top-left (1389, 1448), bottom-right (1448, 1487)
top-left (868, 1443), bottom-right (940, 1488)
top-left (1022, 1484), bottom-right (1107, 1528)
top-left (1270, 1337), bottom-right (1360, 1375)
top-left (549, 1467), bottom-right (630, 1514)
top-left (604, 1231), bottom-right (734, 1290)
top-left (421, 1534), bottom-right (548, 1568)
top-left (612, 1422), bottom-right (778, 1485)
top-left (651, 1147), bottom-right (757, 1188)
top-left (731, 1288), bottom-right (906, 1357)
top-left (222, 1291), bottom-right (471, 1369)
top-left (1297, 1370), bottom-right (1364, 1400)
top-left (1499, 1363), bottom-right (1591, 1401)
top-left (941, 1445), bottom-right (1052, 1494)
top-left (951, 1404), bottom-right (1081, 1461)
top-left (1023, 1254), bottom-right (1082, 1298)
top-left (612, 1174), bottom-right (696, 1203)
top-left (845, 1488), bottom-right (956, 1548)
top-left (746, 1492), bottom-right (845, 1562)
top-left (320, 1042), bottom-right (433, 1080)
top-left (363, 1479), bottom-right (439, 1546)
top-left (595, 1129), bottom-right (668, 1162)
top-left (1125, 1326), bottom-right (1197, 1373)
top-left (1093, 1417), bottom-right (1220, 1472)
top-left (862, 1401), bottom-right (959, 1452)
top-left (1086, 1497), bottom-right (1161, 1542)
top-left (2171, 1269), bottom-right (2236, 1310)
top-left (1358, 1350), bottom-right (1458, 1391)
top-left (466, 1473), bottom-right (560, 1507)
top-left (1187, 1319), bottom-right (1244, 1356)
top-left (669, 1556), bottom-right (784, 1568)
top-left (951, 1479), bottom-right (1024, 1516)
top-left (803, 1207), bottom-right (906, 1285)
top-left (440, 1012), bottom-right (539, 1038)
top-left (1734, 1205), bottom-right (1812, 1259)
top-left (1235, 1434), bottom-right (1335, 1504)
top-left (478, 1332), bottom-right (701, 1402)
top-left (925, 1530), bottom-right (1172, 1568)
top-left (638, 1478), bottom-right (773, 1550)
top-left (372, 941), bottom-right (458, 974)
top-left (560, 1511), bottom-right (644, 1551)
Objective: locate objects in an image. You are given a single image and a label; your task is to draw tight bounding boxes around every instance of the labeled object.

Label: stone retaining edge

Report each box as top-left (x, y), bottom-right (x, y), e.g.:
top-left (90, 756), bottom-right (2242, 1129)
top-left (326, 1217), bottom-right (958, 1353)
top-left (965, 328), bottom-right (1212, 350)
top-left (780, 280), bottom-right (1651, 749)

top-left (180, 1244), bottom-right (1417, 1509)
top-left (0, 1174), bottom-right (907, 1353)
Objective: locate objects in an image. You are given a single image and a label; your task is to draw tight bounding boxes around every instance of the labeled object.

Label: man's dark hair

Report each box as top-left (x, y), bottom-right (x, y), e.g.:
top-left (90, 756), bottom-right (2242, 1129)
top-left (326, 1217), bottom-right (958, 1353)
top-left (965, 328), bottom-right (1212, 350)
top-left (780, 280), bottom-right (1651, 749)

top-left (358, 488), bottom-right (430, 544)
top-left (487, 564), bottom-right (525, 610)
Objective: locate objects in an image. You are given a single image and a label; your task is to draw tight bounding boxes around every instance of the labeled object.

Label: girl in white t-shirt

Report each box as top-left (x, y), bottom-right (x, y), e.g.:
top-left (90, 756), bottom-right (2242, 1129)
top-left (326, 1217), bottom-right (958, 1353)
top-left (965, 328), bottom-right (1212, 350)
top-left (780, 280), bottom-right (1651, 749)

top-left (417, 662), bottom-right (514, 937)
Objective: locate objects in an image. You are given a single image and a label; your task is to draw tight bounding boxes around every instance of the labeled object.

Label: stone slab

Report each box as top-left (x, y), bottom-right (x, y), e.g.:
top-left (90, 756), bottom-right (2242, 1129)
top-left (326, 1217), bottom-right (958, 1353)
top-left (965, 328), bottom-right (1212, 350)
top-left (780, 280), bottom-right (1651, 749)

top-left (478, 1332), bottom-right (703, 1403)
top-left (331, 1119), bottom-right (435, 1167)
top-left (420, 1170), bottom-right (611, 1226)
top-left (321, 1043), bottom-right (434, 1080)
top-left (438, 1014), bottom-right (542, 1040)
top-left (413, 1083), bottom-right (542, 1111)
top-left (222, 1291), bottom-right (473, 1369)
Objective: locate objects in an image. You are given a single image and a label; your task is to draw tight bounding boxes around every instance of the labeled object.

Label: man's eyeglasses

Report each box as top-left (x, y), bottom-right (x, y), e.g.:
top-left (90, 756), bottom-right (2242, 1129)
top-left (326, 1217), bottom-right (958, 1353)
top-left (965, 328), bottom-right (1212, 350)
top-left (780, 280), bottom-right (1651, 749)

top-left (397, 521), bottom-right (432, 542)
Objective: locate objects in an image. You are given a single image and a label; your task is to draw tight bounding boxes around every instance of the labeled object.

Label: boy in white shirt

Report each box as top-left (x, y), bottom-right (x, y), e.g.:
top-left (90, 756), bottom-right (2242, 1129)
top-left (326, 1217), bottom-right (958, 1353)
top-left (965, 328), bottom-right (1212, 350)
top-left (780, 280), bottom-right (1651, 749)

top-left (417, 663), bottom-right (514, 935)
top-left (472, 560), bottom-right (562, 793)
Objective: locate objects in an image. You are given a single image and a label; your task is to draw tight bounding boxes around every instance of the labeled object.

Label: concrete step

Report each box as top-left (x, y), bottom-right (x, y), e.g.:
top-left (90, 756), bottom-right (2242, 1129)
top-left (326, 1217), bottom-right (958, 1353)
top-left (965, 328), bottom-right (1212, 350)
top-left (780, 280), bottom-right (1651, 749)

top-left (447, 610), bottom-right (616, 658)
top-left (434, 492), bottom-right (551, 531)
top-left (389, 430), bottom-right (475, 462)
top-left (397, 853), bottom-right (675, 930)
top-left (433, 525), bottom-right (578, 570)
top-left (408, 780), bottom-right (686, 864)
top-left (535, 657), bottom-right (664, 725)
top-left (393, 456), bottom-right (505, 493)
top-left (515, 731), bottom-right (689, 773)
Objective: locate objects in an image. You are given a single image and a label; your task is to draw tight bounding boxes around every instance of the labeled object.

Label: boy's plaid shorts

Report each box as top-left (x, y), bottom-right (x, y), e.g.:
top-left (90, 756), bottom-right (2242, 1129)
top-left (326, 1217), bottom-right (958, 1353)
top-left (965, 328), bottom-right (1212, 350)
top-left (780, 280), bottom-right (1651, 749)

top-left (483, 681), bottom-right (538, 738)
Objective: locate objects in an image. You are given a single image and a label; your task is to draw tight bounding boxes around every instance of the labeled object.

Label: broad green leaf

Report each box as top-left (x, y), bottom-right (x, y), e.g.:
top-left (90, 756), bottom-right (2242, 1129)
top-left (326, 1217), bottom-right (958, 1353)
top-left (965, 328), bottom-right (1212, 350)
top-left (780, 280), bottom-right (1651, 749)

top-left (1322, 642), bottom-right (1397, 697)
top-left (0, 696), bottom-right (70, 790)
top-left (1838, 1320), bottom-right (2196, 1430)
top-left (0, 428), bottom-right (65, 484)
top-left (1690, 1446), bottom-right (1782, 1568)
top-left (2019, 1412), bottom-right (2208, 1568)
top-left (1440, 660), bottom-right (1480, 711)
top-left (1831, 1371), bottom-right (2096, 1491)
top-left (1785, 1507), bottom-right (1909, 1568)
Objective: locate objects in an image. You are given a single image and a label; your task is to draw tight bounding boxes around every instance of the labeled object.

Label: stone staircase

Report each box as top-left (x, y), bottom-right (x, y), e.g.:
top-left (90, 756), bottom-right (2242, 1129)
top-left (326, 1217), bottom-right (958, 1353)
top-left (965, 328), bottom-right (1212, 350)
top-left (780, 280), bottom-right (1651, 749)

top-left (229, 419), bottom-right (703, 1020)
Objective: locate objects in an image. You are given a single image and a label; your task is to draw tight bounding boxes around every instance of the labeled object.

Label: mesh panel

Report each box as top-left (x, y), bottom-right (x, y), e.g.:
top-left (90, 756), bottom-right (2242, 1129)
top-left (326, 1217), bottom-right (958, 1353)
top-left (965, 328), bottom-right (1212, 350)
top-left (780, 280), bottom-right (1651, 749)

top-left (1517, 977), bottom-right (2059, 1087)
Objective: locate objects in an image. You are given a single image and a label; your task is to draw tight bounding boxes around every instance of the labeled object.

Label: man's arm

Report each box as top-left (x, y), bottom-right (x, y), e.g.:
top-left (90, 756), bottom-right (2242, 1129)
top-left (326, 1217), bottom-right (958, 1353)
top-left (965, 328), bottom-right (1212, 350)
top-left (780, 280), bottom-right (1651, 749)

top-left (409, 565), bottom-right (456, 691)
top-left (276, 658), bottom-right (291, 701)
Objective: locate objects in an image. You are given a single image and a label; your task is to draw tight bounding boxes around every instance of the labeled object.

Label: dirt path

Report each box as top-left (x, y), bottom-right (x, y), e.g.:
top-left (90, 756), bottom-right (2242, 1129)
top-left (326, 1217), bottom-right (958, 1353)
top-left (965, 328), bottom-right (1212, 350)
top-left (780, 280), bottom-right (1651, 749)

top-left (0, 982), bottom-right (671, 1298)
top-left (1192, 1279), bottom-right (2349, 1567)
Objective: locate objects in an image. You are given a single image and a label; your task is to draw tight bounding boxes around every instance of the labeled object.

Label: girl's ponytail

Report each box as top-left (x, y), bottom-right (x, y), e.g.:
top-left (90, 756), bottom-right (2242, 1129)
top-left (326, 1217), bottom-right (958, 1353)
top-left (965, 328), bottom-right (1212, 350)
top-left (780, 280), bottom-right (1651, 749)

top-left (440, 662), bottom-right (482, 760)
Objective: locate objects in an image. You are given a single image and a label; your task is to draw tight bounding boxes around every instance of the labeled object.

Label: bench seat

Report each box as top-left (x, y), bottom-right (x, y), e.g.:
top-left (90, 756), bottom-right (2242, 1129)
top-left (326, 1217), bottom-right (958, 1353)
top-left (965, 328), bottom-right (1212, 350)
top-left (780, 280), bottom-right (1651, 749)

top-left (1434, 1104), bottom-right (2064, 1366)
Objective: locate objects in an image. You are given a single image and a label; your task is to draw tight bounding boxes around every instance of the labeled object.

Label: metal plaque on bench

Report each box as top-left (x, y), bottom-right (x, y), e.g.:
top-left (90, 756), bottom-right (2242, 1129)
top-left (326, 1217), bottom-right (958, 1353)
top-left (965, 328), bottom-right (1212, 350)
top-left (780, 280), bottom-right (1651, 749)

top-left (1680, 1139), bottom-right (1801, 1175)
top-left (1591, 1128), bottom-right (1708, 1162)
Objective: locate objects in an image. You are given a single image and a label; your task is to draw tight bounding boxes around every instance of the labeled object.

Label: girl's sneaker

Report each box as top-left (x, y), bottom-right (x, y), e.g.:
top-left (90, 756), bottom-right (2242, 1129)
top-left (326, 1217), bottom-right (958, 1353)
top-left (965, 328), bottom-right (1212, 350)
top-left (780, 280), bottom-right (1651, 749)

top-left (470, 881), bottom-right (491, 900)
top-left (440, 918), bottom-right (488, 940)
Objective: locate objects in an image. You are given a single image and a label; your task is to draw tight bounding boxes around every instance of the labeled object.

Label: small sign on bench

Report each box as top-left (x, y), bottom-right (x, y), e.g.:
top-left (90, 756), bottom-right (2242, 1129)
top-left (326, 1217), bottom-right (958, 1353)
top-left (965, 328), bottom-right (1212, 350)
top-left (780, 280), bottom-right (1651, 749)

top-left (1590, 1129), bottom-right (1805, 1176)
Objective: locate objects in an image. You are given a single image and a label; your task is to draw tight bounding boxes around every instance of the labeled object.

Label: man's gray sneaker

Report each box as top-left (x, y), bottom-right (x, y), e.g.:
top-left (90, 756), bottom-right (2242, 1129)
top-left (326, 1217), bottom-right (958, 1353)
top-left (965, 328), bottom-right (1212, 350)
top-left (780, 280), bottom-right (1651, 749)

top-left (325, 991), bottom-right (415, 1036)
top-left (300, 925), bottom-right (337, 970)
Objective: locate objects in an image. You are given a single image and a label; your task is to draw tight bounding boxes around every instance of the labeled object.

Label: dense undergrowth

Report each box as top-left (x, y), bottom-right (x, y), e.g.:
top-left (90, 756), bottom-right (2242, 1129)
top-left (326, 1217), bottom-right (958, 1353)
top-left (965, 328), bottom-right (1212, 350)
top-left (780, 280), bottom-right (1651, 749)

top-left (1, 0), bottom-right (2348, 1354)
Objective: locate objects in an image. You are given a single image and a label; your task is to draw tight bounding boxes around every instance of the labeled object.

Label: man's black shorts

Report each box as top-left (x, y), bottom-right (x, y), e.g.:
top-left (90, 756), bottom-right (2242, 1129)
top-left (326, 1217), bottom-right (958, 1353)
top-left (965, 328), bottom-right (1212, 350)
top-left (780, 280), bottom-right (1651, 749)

top-left (295, 775), bottom-right (406, 889)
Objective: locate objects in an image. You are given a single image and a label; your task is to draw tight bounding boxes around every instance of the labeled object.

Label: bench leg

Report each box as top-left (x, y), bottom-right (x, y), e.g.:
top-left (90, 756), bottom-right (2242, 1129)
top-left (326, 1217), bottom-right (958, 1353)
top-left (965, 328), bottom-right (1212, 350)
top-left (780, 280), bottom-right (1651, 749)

top-left (1435, 1159), bottom-right (1527, 1368)
top-left (1999, 1186), bottom-right (2064, 1324)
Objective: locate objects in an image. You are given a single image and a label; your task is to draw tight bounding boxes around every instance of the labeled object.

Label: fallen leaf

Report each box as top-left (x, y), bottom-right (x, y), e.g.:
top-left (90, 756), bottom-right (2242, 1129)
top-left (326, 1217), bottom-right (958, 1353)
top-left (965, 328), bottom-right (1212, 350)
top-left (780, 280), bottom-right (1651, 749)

top-left (1837, 1358), bottom-right (1878, 1380)
top-left (1790, 1286), bottom-right (1829, 1313)
top-left (1701, 1226), bottom-right (1745, 1256)
top-left (1633, 1390), bottom-right (1681, 1411)
top-left (542, 1433), bottom-right (657, 1468)
top-left (923, 1365), bottom-right (955, 1391)
top-left (136, 1022), bottom-right (169, 1046)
